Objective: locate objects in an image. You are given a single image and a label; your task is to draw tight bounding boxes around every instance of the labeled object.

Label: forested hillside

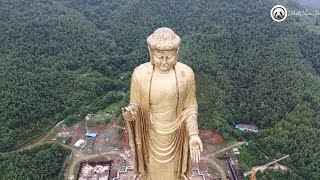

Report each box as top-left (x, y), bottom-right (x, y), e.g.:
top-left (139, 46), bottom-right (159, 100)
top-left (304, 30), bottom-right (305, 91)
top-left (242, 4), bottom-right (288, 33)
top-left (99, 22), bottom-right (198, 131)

top-left (0, 144), bottom-right (70, 179)
top-left (0, 0), bottom-right (125, 151)
top-left (1, 0), bottom-right (319, 179)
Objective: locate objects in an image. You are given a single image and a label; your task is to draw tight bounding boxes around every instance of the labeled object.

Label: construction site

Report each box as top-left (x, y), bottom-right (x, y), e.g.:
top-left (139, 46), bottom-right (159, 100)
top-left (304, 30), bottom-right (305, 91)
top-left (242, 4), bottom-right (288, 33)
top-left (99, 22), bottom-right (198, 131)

top-left (16, 104), bottom-right (290, 180)
top-left (78, 161), bottom-right (112, 180)
top-left (51, 111), bottom-right (230, 179)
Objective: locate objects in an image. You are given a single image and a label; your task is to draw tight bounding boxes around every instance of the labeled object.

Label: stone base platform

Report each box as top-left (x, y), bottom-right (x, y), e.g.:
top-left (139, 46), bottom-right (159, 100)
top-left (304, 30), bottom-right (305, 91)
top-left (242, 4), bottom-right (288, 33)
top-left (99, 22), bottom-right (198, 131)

top-left (113, 166), bottom-right (206, 180)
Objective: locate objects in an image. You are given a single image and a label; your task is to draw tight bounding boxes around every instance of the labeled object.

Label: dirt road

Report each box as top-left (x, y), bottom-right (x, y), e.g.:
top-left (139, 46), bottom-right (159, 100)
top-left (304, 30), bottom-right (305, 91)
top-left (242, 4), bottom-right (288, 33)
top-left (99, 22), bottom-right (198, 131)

top-left (16, 120), bottom-right (65, 152)
top-left (202, 142), bottom-right (247, 159)
top-left (201, 142), bottom-right (247, 180)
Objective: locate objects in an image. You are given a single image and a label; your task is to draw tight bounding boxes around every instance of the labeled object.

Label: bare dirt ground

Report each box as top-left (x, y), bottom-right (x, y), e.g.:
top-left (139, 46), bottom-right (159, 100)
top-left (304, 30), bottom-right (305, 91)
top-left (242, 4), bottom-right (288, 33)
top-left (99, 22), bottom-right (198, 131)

top-left (64, 115), bottom-right (131, 179)
top-left (254, 163), bottom-right (288, 172)
top-left (249, 163), bottom-right (289, 180)
top-left (70, 122), bottom-right (86, 145)
top-left (199, 129), bottom-right (226, 143)
top-left (199, 129), bottom-right (227, 155)
top-left (94, 116), bottom-right (126, 153)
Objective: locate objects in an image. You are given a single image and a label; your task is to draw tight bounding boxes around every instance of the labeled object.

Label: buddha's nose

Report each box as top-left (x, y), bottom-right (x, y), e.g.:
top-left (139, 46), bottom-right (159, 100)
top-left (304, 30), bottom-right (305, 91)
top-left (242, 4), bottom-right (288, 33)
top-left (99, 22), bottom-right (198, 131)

top-left (162, 58), bottom-right (167, 65)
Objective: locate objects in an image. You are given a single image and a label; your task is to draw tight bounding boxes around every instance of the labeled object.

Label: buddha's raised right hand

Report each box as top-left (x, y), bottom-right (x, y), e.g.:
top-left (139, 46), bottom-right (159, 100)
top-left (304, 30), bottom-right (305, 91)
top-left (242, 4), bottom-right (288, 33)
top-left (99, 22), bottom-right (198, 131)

top-left (121, 104), bottom-right (138, 121)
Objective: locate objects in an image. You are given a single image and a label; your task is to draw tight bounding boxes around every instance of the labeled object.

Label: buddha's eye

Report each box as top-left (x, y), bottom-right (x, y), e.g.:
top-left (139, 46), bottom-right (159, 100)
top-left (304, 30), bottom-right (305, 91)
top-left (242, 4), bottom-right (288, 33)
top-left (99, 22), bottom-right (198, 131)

top-left (167, 55), bottom-right (173, 59)
top-left (155, 54), bottom-right (163, 59)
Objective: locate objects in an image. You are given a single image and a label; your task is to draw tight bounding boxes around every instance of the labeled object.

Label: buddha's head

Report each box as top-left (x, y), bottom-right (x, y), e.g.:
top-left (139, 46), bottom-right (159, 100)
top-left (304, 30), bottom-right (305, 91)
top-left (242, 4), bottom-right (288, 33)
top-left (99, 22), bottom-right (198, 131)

top-left (147, 27), bottom-right (180, 73)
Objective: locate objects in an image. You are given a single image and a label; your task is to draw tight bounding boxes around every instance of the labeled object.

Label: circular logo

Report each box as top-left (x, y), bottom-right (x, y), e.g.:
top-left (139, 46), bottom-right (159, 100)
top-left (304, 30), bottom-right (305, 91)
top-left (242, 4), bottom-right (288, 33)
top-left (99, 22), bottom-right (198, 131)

top-left (271, 5), bottom-right (287, 22)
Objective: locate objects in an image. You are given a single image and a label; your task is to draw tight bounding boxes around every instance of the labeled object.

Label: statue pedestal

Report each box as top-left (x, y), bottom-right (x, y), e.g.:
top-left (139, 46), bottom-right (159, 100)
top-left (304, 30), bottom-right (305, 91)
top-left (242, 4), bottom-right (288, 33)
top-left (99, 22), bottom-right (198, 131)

top-left (113, 166), bottom-right (206, 180)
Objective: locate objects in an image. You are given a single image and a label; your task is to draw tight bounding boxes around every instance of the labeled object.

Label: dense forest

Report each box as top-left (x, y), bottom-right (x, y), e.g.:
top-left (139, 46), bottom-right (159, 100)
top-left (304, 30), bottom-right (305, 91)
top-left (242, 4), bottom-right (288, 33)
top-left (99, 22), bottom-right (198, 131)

top-left (0, 144), bottom-right (70, 179)
top-left (0, 0), bottom-right (126, 151)
top-left (0, 0), bottom-right (319, 179)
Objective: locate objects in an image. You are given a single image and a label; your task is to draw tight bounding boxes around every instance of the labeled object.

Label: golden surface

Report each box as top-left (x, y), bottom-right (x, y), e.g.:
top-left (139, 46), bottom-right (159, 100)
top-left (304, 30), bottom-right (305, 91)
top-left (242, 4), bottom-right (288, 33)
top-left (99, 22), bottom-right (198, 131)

top-left (122, 27), bottom-right (203, 180)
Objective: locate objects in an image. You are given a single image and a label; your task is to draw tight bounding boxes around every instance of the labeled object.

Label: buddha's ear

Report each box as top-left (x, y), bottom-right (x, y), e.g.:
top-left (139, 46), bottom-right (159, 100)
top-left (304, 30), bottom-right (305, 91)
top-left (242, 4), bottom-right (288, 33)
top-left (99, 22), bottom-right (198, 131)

top-left (175, 47), bottom-right (180, 63)
top-left (176, 47), bottom-right (180, 54)
top-left (148, 46), bottom-right (154, 64)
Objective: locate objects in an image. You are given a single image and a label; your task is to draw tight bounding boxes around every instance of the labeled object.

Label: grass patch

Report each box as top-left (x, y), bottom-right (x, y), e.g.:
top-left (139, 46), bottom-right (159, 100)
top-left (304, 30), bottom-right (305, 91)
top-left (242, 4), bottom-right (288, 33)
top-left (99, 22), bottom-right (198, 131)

top-left (90, 111), bottom-right (113, 125)
top-left (105, 101), bottom-right (123, 113)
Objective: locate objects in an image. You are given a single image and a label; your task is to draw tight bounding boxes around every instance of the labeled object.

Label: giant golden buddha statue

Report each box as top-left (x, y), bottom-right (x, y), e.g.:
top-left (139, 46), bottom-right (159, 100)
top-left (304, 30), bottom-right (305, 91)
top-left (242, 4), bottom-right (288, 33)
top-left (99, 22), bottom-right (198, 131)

top-left (122, 27), bottom-right (203, 180)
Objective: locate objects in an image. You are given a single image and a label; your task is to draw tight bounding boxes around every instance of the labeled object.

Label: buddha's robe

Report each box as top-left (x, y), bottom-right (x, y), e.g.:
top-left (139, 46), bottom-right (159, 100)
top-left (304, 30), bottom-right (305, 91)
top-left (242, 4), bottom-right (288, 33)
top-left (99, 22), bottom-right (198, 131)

top-left (127, 62), bottom-right (199, 180)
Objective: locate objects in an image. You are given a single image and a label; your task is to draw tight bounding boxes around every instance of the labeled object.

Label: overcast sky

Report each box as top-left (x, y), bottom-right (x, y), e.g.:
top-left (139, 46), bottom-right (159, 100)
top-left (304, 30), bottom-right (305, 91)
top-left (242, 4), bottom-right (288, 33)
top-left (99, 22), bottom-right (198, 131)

top-left (295, 0), bottom-right (320, 8)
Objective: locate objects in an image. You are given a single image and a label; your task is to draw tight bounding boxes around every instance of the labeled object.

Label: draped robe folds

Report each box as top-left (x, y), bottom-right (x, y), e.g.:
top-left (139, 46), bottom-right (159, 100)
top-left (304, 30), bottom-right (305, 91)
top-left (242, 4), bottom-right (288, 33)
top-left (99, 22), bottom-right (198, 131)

top-left (126, 62), bottom-right (198, 180)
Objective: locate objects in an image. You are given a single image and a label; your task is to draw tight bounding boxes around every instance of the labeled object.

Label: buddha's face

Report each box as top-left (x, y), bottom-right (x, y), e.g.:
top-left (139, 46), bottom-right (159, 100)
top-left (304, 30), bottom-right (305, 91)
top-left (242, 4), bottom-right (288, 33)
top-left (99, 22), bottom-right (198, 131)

top-left (151, 49), bottom-right (178, 73)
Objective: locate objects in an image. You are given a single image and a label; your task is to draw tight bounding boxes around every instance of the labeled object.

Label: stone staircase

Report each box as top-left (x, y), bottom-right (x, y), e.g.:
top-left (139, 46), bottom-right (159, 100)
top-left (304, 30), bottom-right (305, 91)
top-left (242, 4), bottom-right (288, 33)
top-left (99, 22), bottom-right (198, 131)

top-left (113, 166), bottom-right (206, 180)
top-left (112, 165), bottom-right (135, 180)
top-left (191, 169), bottom-right (206, 180)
